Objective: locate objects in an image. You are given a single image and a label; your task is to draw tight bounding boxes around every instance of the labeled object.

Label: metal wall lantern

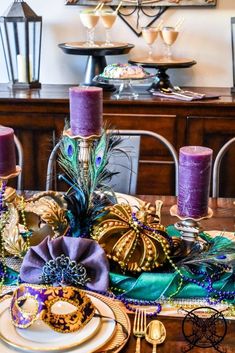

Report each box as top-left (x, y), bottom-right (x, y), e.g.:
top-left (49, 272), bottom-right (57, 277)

top-left (231, 17), bottom-right (235, 93)
top-left (0, 0), bottom-right (42, 89)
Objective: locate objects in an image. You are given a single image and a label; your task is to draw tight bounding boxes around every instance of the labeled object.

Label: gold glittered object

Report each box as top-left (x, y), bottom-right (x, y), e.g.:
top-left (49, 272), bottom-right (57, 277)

top-left (92, 202), bottom-right (170, 272)
top-left (2, 188), bottom-right (68, 257)
top-left (1, 204), bottom-right (28, 257)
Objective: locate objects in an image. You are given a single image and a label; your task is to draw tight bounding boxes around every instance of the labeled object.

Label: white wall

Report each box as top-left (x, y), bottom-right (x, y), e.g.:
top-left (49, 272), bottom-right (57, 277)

top-left (0, 0), bottom-right (235, 87)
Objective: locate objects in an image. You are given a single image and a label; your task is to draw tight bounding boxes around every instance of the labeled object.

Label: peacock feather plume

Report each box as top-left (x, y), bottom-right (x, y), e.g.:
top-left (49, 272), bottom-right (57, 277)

top-left (58, 129), bottom-right (123, 238)
top-left (58, 136), bottom-right (81, 186)
top-left (177, 234), bottom-right (235, 271)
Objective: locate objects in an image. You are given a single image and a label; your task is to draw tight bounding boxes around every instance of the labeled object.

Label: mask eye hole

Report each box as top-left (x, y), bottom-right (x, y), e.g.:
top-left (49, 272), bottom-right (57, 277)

top-left (18, 296), bottom-right (38, 315)
top-left (51, 300), bottom-right (77, 314)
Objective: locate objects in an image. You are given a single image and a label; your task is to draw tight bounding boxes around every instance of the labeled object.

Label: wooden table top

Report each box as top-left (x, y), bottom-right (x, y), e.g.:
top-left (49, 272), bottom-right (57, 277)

top-left (119, 196), bottom-right (235, 353)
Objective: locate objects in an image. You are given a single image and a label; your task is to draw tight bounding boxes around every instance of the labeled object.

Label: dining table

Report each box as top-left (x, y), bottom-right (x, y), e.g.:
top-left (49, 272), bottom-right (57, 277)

top-left (1, 194), bottom-right (234, 353)
top-left (118, 195), bottom-right (235, 353)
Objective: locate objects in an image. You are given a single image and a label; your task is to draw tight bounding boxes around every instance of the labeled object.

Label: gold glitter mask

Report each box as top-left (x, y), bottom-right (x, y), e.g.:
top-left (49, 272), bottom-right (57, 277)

top-left (10, 284), bottom-right (95, 333)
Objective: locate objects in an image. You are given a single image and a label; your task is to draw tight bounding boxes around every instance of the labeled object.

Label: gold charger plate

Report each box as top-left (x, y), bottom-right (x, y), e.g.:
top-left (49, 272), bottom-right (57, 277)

top-left (0, 290), bottom-right (130, 353)
top-left (90, 292), bottom-right (131, 353)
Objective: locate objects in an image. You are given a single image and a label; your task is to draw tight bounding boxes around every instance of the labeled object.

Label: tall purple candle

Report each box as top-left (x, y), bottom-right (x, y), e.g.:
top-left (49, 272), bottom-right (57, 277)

top-left (177, 146), bottom-right (213, 218)
top-left (0, 126), bottom-right (16, 176)
top-left (69, 86), bottom-right (103, 137)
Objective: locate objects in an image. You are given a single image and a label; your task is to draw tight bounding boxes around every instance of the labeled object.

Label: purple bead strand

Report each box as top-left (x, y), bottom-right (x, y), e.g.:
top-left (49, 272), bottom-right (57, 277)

top-left (182, 265), bottom-right (235, 304)
top-left (89, 287), bottom-right (162, 317)
top-left (132, 212), bottom-right (173, 247)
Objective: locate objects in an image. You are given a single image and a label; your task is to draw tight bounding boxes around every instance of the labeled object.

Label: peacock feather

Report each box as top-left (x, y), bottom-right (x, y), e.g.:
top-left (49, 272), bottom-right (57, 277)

top-left (58, 129), bottom-right (123, 238)
top-left (89, 130), bottom-right (122, 194)
top-left (177, 234), bottom-right (235, 271)
top-left (58, 136), bottom-right (80, 185)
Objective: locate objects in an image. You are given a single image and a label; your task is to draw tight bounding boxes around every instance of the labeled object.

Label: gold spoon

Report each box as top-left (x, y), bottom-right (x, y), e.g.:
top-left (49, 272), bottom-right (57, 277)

top-left (145, 320), bottom-right (166, 353)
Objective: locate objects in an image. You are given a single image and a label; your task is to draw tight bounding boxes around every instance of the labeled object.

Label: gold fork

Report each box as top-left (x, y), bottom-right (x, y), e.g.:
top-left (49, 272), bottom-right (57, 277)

top-left (133, 308), bottom-right (147, 353)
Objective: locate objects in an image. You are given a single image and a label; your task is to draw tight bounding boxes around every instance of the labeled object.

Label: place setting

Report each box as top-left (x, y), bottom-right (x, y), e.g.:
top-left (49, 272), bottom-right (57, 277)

top-left (0, 286), bottom-right (130, 353)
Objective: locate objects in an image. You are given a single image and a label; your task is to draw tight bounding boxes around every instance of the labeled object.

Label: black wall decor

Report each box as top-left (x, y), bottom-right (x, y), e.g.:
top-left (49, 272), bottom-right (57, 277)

top-left (65, 0), bottom-right (216, 7)
top-left (65, 0), bottom-right (217, 36)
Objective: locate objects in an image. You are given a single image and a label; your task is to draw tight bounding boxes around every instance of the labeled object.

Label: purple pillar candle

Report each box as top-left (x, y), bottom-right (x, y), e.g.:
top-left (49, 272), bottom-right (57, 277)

top-left (69, 86), bottom-right (103, 137)
top-left (0, 126), bottom-right (16, 176)
top-left (177, 146), bottom-right (213, 219)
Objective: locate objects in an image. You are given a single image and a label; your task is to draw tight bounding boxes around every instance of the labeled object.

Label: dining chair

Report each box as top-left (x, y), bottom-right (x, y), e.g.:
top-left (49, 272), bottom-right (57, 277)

top-left (46, 129), bottom-right (178, 195)
top-left (212, 137), bottom-right (235, 197)
top-left (45, 134), bottom-right (140, 194)
top-left (108, 130), bottom-right (178, 195)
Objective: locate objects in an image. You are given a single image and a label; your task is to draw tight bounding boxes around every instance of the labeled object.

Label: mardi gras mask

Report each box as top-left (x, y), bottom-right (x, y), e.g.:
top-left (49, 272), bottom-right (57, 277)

top-left (10, 284), bottom-right (95, 333)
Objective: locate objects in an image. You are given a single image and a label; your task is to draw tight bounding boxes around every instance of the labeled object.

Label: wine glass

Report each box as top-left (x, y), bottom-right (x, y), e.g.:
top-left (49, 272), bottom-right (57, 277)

top-left (80, 9), bottom-right (99, 47)
top-left (161, 26), bottom-right (179, 59)
top-left (100, 10), bottom-right (117, 46)
top-left (141, 27), bottom-right (159, 61)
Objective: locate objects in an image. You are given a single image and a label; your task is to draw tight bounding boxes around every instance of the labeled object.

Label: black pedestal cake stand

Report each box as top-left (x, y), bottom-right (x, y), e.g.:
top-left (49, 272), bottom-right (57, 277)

top-left (128, 57), bottom-right (196, 91)
top-left (59, 42), bottom-right (134, 90)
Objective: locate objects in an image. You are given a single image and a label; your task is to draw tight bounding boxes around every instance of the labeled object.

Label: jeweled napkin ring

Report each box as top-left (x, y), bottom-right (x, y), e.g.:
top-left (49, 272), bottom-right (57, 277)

top-left (10, 284), bottom-right (95, 333)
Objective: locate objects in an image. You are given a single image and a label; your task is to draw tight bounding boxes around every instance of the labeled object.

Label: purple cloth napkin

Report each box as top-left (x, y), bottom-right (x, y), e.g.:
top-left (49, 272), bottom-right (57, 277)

top-left (20, 236), bottom-right (109, 291)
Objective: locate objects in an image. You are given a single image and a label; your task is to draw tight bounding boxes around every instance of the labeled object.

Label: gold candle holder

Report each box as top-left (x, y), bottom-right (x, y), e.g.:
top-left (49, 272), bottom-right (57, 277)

top-left (0, 166), bottom-right (21, 183)
top-left (63, 128), bottom-right (101, 181)
top-left (0, 165), bottom-right (22, 196)
top-left (169, 205), bottom-right (213, 257)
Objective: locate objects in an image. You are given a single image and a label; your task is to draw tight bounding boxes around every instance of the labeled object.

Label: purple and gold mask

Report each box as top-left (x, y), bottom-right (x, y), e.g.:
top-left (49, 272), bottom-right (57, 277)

top-left (10, 284), bottom-right (95, 333)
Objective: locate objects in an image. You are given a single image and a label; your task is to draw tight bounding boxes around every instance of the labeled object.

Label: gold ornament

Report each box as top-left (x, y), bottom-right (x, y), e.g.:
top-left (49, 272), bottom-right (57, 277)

top-left (2, 188), bottom-right (68, 257)
top-left (92, 203), bottom-right (171, 272)
top-left (24, 191), bottom-right (68, 241)
top-left (1, 204), bottom-right (28, 257)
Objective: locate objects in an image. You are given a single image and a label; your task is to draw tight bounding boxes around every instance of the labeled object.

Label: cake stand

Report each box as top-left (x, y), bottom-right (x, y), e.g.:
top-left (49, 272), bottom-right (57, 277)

top-left (94, 74), bottom-right (155, 100)
top-left (128, 56), bottom-right (196, 92)
top-left (59, 42), bottom-right (134, 89)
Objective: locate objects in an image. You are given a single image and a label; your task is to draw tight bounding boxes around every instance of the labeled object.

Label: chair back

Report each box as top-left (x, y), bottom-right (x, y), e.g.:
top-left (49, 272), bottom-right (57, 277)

top-left (46, 129), bottom-right (178, 195)
top-left (46, 141), bottom-right (61, 192)
top-left (212, 137), bottom-right (235, 197)
top-left (106, 134), bottom-right (140, 194)
top-left (14, 134), bottom-right (24, 190)
top-left (45, 135), bottom-right (140, 194)
top-left (109, 130), bottom-right (178, 195)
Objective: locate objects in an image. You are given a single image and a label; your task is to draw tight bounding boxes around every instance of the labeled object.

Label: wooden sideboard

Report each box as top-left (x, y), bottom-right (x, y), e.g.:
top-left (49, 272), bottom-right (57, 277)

top-left (0, 84), bottom-right (235, 196)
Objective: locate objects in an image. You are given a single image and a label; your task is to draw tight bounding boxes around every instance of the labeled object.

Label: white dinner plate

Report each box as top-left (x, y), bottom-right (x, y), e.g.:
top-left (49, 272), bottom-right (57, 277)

top-left (0, 294), bottom-right (116, 352)
top-left (116, 192), bottom-right (145, 210)
top-left (16, 299), bottom-right (101, 344)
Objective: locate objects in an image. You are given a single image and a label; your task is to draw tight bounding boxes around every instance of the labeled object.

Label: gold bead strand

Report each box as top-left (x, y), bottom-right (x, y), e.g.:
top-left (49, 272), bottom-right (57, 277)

top-left (153, 229), bottom-right (184, 298)
top-left (0, 180), bottom-right (10, 287)
top-left (19, 196), bottom-right (31, 252)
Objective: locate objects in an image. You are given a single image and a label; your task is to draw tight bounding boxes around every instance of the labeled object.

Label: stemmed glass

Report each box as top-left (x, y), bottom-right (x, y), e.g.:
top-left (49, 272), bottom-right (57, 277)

top-left (141, 27), bottom-right (159, 61)
top-left (100, 10), bottom-right (117, 46)
top-left (161, 26), bottom-right (179, 59)
top-left (80, 9), bottom-right (99, 47)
